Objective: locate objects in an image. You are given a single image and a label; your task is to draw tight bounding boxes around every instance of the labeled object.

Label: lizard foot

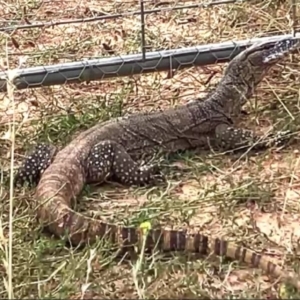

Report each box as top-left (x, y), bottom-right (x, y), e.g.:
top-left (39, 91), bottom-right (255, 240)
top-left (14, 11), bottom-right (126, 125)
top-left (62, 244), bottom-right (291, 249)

top-left (15, 143), bottom-right (58, 186)
top-left (264, 129), bottom-right (292, 148)
top-left (142, 163), bottom-right (166, 186)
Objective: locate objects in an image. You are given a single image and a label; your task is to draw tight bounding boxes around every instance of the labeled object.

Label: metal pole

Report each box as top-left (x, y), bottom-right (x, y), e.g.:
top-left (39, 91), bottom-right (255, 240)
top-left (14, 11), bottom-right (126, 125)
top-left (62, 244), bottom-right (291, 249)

top-left (140, 0), bottom-right (147, 60)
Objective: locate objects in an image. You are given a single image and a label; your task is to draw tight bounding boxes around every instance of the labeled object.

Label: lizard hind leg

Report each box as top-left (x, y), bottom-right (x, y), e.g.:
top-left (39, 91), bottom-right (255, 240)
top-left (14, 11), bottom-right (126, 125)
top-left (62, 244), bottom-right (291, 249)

top-left (86, 140), bottom-right (159, 186)
top-left (15, 143), bottom-right (58, 186)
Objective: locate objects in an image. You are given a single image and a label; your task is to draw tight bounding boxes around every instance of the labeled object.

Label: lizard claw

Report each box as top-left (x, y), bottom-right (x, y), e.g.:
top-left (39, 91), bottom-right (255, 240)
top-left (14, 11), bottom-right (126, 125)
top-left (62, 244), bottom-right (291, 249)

top-left (145, 164), bottom-right (166, 185)
top-left (266, 129), bottom-right (292, 148)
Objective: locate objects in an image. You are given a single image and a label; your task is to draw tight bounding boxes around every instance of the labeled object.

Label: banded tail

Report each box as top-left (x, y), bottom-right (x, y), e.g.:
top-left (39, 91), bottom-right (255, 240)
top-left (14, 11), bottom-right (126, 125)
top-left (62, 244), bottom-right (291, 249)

top-left (45, 211), bottom-right (300, 292)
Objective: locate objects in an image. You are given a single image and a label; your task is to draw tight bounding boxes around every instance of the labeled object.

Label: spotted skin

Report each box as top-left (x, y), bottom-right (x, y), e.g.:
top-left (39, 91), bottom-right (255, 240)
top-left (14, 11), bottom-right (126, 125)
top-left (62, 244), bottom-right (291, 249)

top-left (215, 124), bottom-right (291, 150)
top-left (15, 143), bottom-right (58, 186)
top-left (86, 140), bottom-right (158, 185)
top-left (16, 141), bottom-right (160, 187)
top-left (16, 126), bottom-right (290, 187)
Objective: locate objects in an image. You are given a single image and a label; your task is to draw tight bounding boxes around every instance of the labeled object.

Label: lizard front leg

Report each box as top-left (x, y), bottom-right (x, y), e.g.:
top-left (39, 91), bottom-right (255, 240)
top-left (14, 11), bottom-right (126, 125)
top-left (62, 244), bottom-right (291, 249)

top-left (86, 140), bottom-right (161, 186)
top-left (215, 124), bottom-right (291, 151)
top-left (15, 143), bottom-right (58, 186)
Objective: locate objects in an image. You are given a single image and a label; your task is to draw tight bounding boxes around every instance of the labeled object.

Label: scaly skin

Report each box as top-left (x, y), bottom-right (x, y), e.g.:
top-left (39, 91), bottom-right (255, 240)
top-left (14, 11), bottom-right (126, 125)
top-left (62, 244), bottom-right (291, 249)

top-left (16, 38), bottom-right (300, 290)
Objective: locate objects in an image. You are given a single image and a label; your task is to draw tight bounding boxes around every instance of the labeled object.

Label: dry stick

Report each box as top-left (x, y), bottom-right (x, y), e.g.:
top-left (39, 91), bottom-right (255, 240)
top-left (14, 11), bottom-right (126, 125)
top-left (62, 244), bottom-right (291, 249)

top-left (5, 38), bottom-right (17, 300)
top-left (291, 0), bottom-right (298, 38)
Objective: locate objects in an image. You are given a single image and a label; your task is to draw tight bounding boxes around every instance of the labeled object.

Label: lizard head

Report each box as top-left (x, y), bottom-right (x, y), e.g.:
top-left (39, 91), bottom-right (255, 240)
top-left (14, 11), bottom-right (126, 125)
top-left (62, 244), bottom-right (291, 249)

top-left (215, 38), bottom-right (299, 117)
top-left (250, 38), bottom-right (299, 64)
top-left (235, 37), bottom-right (299, 86)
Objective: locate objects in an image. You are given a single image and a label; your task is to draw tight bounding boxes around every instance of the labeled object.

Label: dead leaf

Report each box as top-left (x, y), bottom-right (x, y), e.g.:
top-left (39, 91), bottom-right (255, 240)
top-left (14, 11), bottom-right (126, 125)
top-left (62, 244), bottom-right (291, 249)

top-left (254, 212), bottom-right (300, 251)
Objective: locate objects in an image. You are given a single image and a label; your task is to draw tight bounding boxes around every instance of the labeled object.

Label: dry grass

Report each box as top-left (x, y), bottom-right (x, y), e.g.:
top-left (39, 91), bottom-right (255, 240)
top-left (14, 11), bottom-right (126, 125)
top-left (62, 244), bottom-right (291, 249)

top-left (1, 0), bottom-right (300, 298)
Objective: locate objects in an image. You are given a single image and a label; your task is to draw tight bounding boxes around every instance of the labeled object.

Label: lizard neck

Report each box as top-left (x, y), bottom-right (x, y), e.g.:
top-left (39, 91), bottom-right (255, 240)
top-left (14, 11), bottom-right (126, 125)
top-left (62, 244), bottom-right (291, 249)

top-left (206, 74), bottom-right (252, 119)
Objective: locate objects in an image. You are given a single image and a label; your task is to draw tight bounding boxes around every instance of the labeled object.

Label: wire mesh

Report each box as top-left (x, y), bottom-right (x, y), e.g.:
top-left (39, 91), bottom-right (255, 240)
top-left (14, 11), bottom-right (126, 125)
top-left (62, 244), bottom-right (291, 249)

top-left (0, 0), bottom-right (299, 92)
top-left (0, 33), bottom-right (299, 92)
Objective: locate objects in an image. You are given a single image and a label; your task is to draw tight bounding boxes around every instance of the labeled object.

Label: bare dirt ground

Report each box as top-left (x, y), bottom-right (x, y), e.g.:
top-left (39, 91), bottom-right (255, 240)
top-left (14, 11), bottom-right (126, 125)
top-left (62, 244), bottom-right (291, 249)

top-left (1, 0), bottom-right (300, 298)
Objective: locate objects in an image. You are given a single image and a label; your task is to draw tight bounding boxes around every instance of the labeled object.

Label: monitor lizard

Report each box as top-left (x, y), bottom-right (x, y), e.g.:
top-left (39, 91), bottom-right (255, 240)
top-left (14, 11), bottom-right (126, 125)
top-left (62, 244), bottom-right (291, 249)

top-left (15, 37), bottom-right (300, 290)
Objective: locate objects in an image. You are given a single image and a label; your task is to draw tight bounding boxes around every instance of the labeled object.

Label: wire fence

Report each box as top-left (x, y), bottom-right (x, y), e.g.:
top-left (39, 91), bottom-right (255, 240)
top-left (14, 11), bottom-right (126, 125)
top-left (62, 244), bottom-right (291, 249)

top-left (0, 0), bottom-right (299, 126)
top-left (0, 0), bottom-right (299, 91)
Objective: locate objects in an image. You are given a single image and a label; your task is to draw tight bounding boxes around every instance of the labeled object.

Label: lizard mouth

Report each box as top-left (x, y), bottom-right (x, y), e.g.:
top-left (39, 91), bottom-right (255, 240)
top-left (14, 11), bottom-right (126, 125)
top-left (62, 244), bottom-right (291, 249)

top-left (262, 37), bottom-right (300, 64)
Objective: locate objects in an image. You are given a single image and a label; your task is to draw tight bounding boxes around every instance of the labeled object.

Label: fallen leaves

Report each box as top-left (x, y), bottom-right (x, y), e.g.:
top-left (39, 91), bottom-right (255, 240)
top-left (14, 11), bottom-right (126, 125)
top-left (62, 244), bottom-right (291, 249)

top-left (254, 211), bottom-right (300, 252)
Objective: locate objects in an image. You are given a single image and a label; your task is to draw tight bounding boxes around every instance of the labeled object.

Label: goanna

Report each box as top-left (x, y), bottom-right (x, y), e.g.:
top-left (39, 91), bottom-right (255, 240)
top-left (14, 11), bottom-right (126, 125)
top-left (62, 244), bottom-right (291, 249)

top-left (16, 38), bottom-right (300, 290)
